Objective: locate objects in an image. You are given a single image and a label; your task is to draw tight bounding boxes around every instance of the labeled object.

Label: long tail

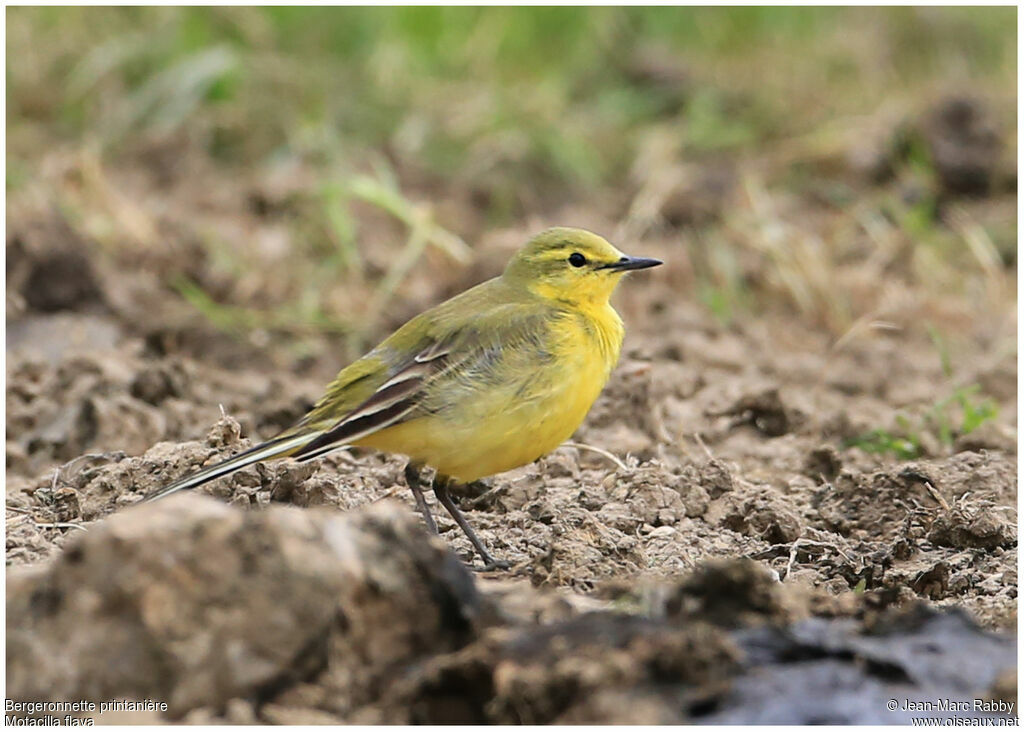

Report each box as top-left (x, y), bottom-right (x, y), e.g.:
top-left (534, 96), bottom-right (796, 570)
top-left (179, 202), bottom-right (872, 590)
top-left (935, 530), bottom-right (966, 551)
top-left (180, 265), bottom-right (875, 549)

top-left (144, 432), bottom-right (318, 502)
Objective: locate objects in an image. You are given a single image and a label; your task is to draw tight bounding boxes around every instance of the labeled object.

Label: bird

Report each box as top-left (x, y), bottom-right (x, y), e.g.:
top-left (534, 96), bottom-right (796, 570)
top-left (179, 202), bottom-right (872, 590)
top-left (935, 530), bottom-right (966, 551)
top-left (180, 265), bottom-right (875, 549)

top-left (145, 227), bottom-right (662, 568)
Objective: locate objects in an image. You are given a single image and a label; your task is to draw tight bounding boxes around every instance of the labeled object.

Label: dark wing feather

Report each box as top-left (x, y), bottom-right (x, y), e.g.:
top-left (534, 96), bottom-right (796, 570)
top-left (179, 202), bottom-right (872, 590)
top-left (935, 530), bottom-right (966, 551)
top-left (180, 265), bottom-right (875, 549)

top-left (289, 336), bottom-right (457, 458)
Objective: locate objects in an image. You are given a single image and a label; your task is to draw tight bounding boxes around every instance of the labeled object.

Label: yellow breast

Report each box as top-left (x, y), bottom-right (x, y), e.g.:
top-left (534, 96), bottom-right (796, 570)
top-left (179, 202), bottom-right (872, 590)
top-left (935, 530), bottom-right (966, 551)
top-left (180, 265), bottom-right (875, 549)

top-left (357, 303), bottom-right (624, 482)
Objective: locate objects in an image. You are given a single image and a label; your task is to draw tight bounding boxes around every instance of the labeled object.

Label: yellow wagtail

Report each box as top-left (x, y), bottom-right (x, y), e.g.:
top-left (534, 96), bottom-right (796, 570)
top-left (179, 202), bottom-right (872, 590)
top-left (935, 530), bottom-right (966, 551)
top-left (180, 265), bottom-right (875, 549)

top-left (147, 227), bottom-right (661, 567)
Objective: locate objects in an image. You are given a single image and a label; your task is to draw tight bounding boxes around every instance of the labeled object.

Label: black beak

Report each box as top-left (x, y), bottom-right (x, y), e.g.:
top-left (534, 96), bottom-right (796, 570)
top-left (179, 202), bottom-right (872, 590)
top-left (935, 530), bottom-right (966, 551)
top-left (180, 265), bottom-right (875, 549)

top-left (601, 255), bottom-right (663, 272)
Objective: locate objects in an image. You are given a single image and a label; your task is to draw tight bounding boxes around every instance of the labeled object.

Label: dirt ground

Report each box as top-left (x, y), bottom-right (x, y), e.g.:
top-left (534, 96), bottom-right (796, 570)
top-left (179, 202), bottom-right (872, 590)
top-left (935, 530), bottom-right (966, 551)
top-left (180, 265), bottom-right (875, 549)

top-left (6, 94), bottom-right (1018, 722)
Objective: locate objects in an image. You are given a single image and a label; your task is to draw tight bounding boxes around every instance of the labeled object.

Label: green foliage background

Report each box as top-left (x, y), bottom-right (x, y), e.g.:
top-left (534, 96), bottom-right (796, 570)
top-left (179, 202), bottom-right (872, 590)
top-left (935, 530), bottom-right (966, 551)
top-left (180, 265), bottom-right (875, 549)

top-left (8, 7), bottom-right (1016, 191)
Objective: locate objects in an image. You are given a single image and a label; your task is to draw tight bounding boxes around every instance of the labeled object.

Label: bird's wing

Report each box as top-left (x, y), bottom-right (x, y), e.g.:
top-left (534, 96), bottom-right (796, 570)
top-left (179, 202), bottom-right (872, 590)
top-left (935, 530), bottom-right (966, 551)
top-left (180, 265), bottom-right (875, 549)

top-left (143, 280), bottom-right (552, 500)
top-left (288, 300), bottom-right (550, 460)
top-left (290, 338), bottom-right (458, 456)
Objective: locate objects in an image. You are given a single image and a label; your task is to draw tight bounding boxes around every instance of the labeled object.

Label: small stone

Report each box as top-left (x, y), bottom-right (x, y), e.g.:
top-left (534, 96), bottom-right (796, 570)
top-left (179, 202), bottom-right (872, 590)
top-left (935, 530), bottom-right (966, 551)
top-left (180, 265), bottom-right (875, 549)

top-left (649, 526), bottom-right (677, 539)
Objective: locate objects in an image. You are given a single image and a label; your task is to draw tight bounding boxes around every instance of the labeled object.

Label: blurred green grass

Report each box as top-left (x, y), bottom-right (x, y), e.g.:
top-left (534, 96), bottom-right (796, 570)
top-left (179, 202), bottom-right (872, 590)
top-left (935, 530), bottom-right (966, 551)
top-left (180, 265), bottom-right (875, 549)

top-left (8, 6), bottom-right (1015, 189)
top-left (6, 7), bottom-right (1017, 359)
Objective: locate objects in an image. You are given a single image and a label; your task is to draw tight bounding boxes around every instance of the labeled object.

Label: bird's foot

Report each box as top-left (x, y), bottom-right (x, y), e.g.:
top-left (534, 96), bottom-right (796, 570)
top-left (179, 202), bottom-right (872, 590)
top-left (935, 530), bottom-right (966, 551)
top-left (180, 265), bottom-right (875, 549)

top-left (470, 556), bottom-right (511, 572)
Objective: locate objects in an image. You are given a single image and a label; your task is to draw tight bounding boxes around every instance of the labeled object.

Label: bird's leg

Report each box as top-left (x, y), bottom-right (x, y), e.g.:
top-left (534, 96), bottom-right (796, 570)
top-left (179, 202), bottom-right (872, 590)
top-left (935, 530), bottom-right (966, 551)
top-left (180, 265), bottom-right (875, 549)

top-left (403, 462), bottom-right (438, 535)
top-left (433, 475), bottom-right (510, 570)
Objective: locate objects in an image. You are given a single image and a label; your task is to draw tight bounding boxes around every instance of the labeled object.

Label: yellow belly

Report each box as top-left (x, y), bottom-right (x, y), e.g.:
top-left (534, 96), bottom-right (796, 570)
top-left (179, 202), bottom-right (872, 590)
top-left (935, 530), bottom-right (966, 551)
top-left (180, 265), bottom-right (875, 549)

top-left (355, 306), bottom-right (623, 482)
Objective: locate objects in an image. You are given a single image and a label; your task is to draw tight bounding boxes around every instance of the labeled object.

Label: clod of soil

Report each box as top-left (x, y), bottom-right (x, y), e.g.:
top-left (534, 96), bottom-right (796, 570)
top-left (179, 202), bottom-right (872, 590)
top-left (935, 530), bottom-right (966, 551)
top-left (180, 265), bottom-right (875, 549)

top-left (371, 613), bottom-right (739, 724)
top-left (8, 218), bottom-right (106, 314)
top-left (922, 95), bottom-right (1004, 195)
top-left (661, 557), bottom-right (792, 628)
top-left (707, 484), bottom-right (803, 544)
top-left (708, 387), bottom-right (800, 437)
top-left (928, 505), bottom-right (1017, 550)
top-left (6, 496), bottom-right (480, 718)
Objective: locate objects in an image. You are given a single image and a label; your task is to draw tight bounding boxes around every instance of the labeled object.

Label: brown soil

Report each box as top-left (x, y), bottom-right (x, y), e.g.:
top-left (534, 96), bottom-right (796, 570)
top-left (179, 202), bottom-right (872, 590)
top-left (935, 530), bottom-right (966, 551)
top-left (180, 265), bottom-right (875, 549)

top-left (6, 496), bottom-right (1017, 724)
top-left (6, 96), bottom-right (1017, 723)
top-left (7, 266), bottom-right (1017, 625)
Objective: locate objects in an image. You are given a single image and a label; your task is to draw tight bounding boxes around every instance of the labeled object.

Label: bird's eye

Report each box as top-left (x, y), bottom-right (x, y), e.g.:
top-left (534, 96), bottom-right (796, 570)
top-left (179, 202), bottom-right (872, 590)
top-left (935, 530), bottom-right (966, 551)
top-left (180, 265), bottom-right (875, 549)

top-left (568, 252), bottom-right (587, 268)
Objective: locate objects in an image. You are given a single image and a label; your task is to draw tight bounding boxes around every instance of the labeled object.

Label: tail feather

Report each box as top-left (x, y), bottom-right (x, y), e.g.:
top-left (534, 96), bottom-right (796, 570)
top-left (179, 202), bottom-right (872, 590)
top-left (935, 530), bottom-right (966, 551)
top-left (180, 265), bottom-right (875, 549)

top-left (293, 443), bottom-right (350, 463)
top-left (144, 432), bottom-right (316, 502)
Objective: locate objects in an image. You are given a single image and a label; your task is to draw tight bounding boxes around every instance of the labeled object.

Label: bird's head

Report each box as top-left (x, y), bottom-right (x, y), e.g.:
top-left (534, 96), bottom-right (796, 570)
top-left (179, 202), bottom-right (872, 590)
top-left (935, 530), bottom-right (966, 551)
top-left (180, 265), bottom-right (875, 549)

top-left (503, 227), bottom-right (661, 306)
